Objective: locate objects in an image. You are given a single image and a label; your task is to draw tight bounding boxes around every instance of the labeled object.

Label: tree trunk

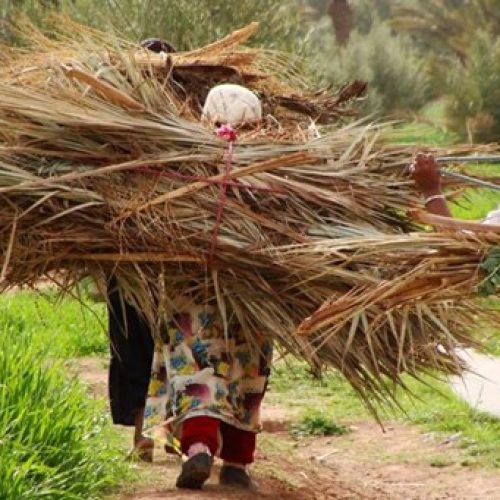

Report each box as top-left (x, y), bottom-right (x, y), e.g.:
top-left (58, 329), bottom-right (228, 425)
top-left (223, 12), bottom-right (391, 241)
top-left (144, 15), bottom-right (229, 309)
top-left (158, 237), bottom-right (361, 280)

top-left (327, 0), bottom-right (353, 46)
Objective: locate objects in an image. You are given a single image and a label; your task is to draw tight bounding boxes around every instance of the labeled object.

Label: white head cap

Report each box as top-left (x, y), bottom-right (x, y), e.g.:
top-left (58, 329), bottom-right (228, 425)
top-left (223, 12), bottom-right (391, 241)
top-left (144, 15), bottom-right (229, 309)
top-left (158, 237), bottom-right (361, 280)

top-left (202, 84), bottom-right (262, 126)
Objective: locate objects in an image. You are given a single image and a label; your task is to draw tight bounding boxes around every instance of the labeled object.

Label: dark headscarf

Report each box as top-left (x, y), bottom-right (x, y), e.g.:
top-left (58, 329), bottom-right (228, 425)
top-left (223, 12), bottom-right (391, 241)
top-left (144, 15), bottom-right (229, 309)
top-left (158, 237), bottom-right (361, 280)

top-left (140, 38), bottom-right (176, 54)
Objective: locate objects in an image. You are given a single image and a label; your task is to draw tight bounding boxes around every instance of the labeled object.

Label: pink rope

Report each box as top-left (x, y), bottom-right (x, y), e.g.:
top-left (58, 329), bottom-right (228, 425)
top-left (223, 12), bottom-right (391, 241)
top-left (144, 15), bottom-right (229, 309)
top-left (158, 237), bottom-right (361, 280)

top-left (206, 124), bottom-right (236, 269)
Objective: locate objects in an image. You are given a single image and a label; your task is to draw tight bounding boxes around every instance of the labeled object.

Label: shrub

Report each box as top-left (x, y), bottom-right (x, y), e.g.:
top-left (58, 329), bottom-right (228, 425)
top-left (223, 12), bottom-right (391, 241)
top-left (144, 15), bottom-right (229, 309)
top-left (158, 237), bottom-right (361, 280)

top-left (351, 0), bottom-right (393, 34)
top-left (0, 0), bottom-right (61, 44)
top-left (0, 329), bottom-right (125, 499)
top-left (312, 20), bottom-right (430, 116)
top-left (445, 32), bottom-right (500, 142)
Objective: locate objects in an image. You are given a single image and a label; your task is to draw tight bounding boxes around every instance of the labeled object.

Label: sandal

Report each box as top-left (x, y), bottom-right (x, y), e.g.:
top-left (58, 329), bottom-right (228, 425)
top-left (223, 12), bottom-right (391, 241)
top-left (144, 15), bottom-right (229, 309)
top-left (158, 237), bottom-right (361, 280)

top-left (127, 437), bottom-right (154, 463)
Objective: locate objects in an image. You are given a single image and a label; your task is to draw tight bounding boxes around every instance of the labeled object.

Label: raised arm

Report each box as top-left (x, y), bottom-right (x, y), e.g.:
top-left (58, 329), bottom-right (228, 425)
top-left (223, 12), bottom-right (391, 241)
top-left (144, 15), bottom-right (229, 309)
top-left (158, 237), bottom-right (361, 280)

top-left (410, 153), bottom-right (452, 218)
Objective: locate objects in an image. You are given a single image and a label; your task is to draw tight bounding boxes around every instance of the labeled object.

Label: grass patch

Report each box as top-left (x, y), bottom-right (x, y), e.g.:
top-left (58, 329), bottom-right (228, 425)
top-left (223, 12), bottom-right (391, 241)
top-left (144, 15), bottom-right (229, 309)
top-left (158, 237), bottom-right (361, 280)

top-left (0, 290), bottom-right (108, 357)
top-left (269, 360), bottom-right (367, 418)
top-left (429, 457), bottom-right (453, 468)
top-left (391, 121), bottom-right (457, 146)
top-left (450, 185), bottom-right (500, 222)
top-left (480, 298), bottom-right (500, 356)
top-left (0, 328), bottom-right (126, 499)
top-left (390, 100), bottom-right (459, 147)
top-left (291, 410), bottom-right (349, 438)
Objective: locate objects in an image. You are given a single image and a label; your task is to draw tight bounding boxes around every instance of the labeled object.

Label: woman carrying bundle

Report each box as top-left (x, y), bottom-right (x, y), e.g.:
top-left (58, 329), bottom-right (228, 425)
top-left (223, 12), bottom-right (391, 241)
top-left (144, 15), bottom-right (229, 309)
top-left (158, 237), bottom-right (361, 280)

top-left (144, 84), bottom-right (272, 491)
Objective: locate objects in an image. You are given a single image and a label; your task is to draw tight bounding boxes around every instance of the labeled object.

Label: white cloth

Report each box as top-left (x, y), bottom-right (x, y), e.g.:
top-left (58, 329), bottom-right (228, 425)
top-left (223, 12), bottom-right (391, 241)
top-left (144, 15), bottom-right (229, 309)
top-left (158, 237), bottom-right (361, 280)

top-left (202, 84), bottom-right (262, 126)
top-left (482, 203), bottom-right (500, 225)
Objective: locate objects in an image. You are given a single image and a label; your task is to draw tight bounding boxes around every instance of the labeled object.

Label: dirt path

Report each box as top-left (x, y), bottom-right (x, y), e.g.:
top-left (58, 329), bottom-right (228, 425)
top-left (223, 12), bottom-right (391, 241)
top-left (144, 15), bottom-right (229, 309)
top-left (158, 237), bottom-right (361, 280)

top-left (75, 358), bottom-right (500, 500)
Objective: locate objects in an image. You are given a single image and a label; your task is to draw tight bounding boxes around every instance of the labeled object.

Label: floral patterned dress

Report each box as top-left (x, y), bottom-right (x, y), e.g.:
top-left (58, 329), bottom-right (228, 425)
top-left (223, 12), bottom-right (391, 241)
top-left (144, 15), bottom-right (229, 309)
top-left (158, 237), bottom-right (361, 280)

top-left (143, 303), bottom-right (273, 451)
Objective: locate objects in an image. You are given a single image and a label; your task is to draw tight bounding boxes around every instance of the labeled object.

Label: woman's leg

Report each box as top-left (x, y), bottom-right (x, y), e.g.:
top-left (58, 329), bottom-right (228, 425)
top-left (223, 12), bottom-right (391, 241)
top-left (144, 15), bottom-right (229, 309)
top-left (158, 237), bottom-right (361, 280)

top-left (180, 416), bottom-right (220, 456)
top-left (132, 407), bottom-right (154, 462)
top-left (220, 422), bottom-right (256, 465)
top-left (107, 276), bottom-right (154, 459)
top-left (217, 337), bottom-right (272, 489)
top-left (142, 306), bottom-right (269, 488)
top-left (219, 423), bottom-right (258, 489)
top-left (176, 416), bottom-right (220, 489)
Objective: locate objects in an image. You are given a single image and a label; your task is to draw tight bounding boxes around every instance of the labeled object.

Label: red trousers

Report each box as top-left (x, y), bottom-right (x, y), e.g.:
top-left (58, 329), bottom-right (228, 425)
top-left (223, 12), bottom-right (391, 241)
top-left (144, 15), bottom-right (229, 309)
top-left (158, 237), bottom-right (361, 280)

top-left (181, 416), bottom-right (256, 465)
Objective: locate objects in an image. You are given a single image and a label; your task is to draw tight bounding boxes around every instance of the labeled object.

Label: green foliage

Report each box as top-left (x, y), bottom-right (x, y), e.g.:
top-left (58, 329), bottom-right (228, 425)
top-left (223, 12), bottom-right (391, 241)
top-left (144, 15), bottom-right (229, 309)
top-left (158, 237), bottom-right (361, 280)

top-left (301, 0), bottom-right (329, 19)
top-left (445, 32), bottom-right (500, 142)
top-left (479, 297), bottom-right (500, 356)
top-left (0, 328), bottom-right (125, 498)
top-left (303, 0), bottom-right (393, 32)
top-left (479, 247), bottom-right (500, 297)
top-left (388, 1), bottom-right (500, 134)
top-left (0, 291), bottom-right (108, 357)
top-left (312, 20), bottom-right (429, 116)
top-left (0, 0), bottom-right (64, 44)
top-left (350, 0), bottom-right (393, 34)
top-left (391, 0), bottom-right (500, 62)
top-left (292, 409), bottom-right (348, 437)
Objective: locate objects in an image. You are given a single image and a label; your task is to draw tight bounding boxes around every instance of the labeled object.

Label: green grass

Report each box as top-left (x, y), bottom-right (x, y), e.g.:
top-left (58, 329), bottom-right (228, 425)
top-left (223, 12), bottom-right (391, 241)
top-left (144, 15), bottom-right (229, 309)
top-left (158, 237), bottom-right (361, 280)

top-left (291, 410), bottom-right (349, 438)
top-left (0, 291), bottom-right (131, 498)
top-left (390, 100), bottom-right (459, 147)
top-left (391, 121), bottom-right (457, 146)
top-left (446, 162), bottom-right (500, 221)
top-left (450, 188), bottom-right (500, 221)
top-left (475, 297), bottom-right (500, 356)
top-left (0, 290), bottom-right (108, 357)
top-left (0, 328), bottom-right (126, 499)
top-left (270, 361), bottom-right (366, 418)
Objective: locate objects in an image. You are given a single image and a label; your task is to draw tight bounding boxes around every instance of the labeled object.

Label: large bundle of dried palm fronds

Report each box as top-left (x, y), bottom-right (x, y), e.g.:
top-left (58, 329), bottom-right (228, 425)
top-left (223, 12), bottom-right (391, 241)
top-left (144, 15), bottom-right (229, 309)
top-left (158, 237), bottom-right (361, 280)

top-left (295, 220), bottom-right (500, 402)
top-left (1, 18), bottom-right (499, 410)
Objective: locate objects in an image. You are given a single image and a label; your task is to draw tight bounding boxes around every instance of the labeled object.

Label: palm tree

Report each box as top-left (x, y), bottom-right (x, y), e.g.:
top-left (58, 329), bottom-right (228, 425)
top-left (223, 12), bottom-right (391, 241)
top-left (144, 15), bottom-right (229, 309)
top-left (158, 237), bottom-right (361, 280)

top-left (327, 0), bottom-right (353, 45)
top-left (391, 0), bottom-right (500, 63)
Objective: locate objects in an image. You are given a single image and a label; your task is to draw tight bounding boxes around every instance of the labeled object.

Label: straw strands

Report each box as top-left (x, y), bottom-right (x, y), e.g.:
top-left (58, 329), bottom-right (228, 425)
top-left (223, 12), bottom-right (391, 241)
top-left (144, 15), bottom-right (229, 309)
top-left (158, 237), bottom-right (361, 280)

top-left (1, 18), bottom-right (499, 411)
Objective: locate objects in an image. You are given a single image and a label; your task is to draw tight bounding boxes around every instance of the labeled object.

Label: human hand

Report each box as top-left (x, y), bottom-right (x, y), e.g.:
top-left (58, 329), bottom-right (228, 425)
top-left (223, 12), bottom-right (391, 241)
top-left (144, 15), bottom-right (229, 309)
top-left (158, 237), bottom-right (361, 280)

top-left (409, 153), bottom-right (442, 195)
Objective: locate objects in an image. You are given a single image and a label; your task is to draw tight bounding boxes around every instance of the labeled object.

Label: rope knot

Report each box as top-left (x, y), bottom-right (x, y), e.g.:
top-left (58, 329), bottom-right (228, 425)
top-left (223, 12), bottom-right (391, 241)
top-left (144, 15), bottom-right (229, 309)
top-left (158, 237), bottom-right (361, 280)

top-left (216, 124), bottom-right (237, 143)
